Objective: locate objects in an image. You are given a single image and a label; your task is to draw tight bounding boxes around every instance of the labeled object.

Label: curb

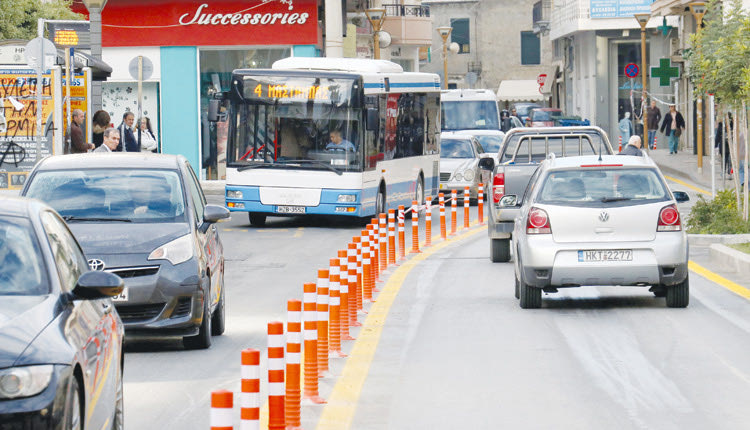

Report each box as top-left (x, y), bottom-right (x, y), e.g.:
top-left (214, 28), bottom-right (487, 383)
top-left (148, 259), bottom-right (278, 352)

top-left (654, 159), bottom-right (712, 191)
top-left (688, 233), bottom-right (750, 246)
top-left (708, 243), bottom-right (750, 279)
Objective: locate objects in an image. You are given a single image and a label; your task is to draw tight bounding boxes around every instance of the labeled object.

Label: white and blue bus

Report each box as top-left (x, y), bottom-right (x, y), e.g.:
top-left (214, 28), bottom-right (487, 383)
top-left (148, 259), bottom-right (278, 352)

top-left (214, 57), bottom-right (442, 226)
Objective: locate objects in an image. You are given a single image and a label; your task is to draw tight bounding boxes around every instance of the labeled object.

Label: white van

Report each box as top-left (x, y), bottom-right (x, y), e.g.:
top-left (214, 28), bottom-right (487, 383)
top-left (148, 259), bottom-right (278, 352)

top-left (441, 89), bottom-right (504, 160)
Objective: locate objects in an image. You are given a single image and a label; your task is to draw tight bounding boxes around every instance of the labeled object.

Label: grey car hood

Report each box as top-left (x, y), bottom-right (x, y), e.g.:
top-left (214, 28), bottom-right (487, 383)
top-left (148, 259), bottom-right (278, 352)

top-left (69, 222), bottom-right (191, 255)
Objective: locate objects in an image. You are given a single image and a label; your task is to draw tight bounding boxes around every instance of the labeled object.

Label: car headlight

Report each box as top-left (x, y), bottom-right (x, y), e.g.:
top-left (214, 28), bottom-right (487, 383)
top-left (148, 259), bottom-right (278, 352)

top-left (463, 169), bottom-right (475, 182)
top-left (227, 190), bottom-right (243, 199)
top-left (337, 194), bottom-right (356, 203)
top-left (0, 365), bottom-right (54, 399)
top-left (454, 172), bottom-right (463, 181)
top-left (148, 234), bottom-right (194, 265)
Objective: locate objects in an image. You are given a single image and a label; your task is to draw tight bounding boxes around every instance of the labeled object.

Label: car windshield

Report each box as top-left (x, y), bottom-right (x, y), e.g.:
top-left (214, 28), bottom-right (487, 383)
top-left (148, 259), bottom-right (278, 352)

top-left (0, 216), bottom-right (49, 295)
top-left (531, 110), bottom-right (562, 121)
top-left (536, 168), bottom-right (669, 206)
top-left (476, 135), bottom-right (504, 153)
top-left (24, 169), bottom-right (186, 223)
top-left (441, 101), bottom-right (500, 131)
top-left (515, 104), bottom-right (541, 118)
top-left (441, 139), bottom-right (475, 158)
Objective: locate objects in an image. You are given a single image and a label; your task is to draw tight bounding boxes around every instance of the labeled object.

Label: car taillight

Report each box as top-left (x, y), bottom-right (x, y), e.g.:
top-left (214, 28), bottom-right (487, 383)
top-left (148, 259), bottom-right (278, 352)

top-left (526, 207), bottom-right (551, 234)
top-left (492, 173), bottom-right (505, 204)
top-left (657, 204), bottom-right (681, 232)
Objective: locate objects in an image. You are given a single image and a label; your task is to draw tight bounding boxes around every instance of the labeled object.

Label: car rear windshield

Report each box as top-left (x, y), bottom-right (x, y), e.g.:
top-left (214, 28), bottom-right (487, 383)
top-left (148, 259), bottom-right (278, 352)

top-left (536, 167), bottom-right (670, 206)
top-left (25, 169), bottom-right (187, 223)
top-left (0, 216), bottom-right (49, 295)
top-left (501, 133), bottom-right (606, 163)
top-left (441, 139), bottom-right (475, 158)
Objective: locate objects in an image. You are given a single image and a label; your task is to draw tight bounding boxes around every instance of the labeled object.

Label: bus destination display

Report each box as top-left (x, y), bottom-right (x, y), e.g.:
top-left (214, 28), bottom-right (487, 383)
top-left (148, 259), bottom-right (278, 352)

top-left (242, 76), bottom-right (353, 103)
top-left (253, 83), bottom-right (330, 101)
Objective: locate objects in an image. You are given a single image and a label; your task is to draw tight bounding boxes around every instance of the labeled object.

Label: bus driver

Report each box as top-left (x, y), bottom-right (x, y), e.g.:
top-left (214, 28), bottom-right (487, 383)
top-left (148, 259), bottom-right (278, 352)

top-left (326, 130), bottom-right (355, 152)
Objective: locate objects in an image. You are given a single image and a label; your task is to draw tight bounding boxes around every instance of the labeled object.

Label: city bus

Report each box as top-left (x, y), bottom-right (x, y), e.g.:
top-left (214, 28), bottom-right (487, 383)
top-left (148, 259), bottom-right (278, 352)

top-left (212, 57), bottom-right (442, 226)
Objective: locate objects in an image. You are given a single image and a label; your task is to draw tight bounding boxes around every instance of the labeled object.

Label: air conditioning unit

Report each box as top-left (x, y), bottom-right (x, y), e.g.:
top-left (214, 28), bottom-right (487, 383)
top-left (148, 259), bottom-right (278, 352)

top-left (669, 38), bottom-right (685, 63)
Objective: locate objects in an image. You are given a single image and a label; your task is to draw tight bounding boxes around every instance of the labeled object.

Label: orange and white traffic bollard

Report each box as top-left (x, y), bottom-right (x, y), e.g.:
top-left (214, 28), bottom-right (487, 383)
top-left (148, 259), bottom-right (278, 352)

top-left (327, 258), bottom-right (346, 358)
top-left (362, 249), bottom-right (373, 302)
top-left (369, 219), bottom-right (380, 281)
top-left (378, 213), bottom-right (387, 273)
top-left (464, 186), bottom-right (470, 229)
top-left (439, 193), bottom-right (446, 240)
top-left (397, 205), bottom-right (406, 260)
top-left (387, 209), bottom-right (396, 265)
top-left (352, 238), bottom-right (363, 314)
top-left (478, 183), bottom-right (484, 225)
top-left (338, 250), bottom-right (354, 341)
top-left (410, 200), bottom-right (420, 254)
top-left (302, 284), bottom-right (325, 404)
top-left (618, 135), bottom-right (622, 152)
top-left (368, 223), bottom-right (381, 292)
top-left (450, 190), bottom-right (458, 235)
top-left (425, 196), bottom-right (432, 247)
top-left (211, 390), bottom-right (233, 430)
top-left (240, 349), bottom-right (260, 430)
top-left (347, 253), bottom-right (361, 326)
top-left (267, 321), bottom-right (286, 429)
top-left (284, 303), bottom-right (301, 430)
top-left (316, 270), bottom-right (329, 376)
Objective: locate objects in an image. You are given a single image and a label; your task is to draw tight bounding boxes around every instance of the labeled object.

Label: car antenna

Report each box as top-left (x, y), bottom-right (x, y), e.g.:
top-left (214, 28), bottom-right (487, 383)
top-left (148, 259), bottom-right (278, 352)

top-left (598, 137), bottom-right (603, 162)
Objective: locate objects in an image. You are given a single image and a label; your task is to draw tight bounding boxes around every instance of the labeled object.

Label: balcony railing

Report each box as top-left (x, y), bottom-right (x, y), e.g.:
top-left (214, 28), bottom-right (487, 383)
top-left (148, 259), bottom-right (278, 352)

top-left (382, 4), bottom-right (431, 17)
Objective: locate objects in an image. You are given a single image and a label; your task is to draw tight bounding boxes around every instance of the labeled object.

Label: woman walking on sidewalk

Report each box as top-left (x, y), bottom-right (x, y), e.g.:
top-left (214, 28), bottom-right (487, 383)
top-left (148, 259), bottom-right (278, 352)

top-left (660, 104), bottom-right (685, 154)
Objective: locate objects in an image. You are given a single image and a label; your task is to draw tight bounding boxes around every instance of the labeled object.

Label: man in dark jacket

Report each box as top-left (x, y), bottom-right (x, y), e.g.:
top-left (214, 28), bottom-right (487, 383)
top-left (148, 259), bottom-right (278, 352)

top-left (660, 104), bottom-right (685, 154)
top-left (646, 100), bottom-right (661, 150)
top-left (66, 109), bottom-right (93, 153)
top-left (117, 112), bottom-right (139, 152)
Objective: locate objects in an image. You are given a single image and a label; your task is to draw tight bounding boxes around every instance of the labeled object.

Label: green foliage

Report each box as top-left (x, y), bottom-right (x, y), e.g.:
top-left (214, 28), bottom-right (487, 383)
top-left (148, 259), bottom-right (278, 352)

top-left (0, 0), bottom-right (83, 40)
top-left (727, 242), bottom-right (750, 254)
top-left (686, 189), bottom-right (750, 234)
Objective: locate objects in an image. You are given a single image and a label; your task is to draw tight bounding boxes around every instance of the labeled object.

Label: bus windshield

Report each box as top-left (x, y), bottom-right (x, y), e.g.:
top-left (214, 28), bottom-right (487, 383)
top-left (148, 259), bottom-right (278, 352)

top-left (441, 100), bottom-right (499, 131)
top-left (228, 75), bottom-right (362, 172)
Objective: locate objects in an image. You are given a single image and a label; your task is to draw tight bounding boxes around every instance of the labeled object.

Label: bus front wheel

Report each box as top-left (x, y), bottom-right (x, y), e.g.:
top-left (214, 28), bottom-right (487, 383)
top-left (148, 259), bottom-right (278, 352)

top-left (375, 187), bottom-right (386, 216)
top-left (249, 213), bottom-right (266, 227)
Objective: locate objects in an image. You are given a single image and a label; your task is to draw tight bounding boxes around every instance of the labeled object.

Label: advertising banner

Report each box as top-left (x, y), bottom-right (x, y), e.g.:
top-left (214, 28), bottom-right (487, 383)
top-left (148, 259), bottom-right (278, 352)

top-left (62, 70), bottom-right (89, 142)
top-left (590, 0), bottom-right (653, 18)
top-left (100, 0), bottom-right (319, 47)
top-left (0, 68), bottom-right (58, 190)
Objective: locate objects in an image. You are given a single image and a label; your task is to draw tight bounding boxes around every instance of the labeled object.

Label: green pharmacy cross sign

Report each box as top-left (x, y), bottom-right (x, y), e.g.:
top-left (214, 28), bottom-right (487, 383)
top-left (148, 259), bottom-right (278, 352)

top-left (651, 58), bottom-right (680, 86)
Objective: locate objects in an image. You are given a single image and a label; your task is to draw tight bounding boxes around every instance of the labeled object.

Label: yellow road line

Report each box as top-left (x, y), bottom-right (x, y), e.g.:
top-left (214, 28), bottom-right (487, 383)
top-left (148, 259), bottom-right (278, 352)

top-left (316, 225), bottom-right (485, 430)
top-left (294, 227), bottom-right (305, 238)
top-left (689, 260), bottom-right (750, 300)
top-left (664, 175), bottom-right (712, 196)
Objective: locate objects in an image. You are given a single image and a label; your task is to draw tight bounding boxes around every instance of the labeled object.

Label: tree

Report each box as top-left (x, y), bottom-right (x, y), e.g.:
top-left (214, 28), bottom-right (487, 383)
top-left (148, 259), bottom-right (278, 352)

top-left (0, 0), bottom-right (83, 40)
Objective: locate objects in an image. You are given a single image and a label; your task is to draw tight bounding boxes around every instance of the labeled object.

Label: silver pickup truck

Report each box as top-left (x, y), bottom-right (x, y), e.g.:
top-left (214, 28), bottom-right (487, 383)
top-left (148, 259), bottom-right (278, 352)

top-left (485, 126), bottom-right (615, 262)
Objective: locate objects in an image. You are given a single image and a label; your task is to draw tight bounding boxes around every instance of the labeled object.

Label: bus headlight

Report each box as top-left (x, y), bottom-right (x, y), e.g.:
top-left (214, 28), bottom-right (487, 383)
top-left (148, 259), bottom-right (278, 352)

top-left (227, 190), bottom-right (243, 199)
top-left (337, 194), bottom-right (356, 203)
top-left (454, 172), bottom-right (463, 181)
top-left (463, 169), bottom-right (475, 182)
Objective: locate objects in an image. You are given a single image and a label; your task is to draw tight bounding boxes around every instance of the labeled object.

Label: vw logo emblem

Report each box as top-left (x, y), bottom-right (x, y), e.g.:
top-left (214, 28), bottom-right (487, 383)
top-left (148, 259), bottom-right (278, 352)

top-left (88, 259), bottom-right (106, 271)
top-left (599, 211), bottom-right (610, 222)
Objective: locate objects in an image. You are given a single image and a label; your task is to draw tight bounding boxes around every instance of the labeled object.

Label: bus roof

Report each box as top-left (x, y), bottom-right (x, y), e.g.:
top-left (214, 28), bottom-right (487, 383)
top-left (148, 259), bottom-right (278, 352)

top-left (273, 57), bottom-right (404, 74)
top-left (441, 88), bottom-right (497, 101)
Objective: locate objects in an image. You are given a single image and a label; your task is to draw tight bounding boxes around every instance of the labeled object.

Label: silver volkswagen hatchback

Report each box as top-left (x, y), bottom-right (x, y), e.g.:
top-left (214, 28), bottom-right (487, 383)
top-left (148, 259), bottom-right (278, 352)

top-left (511, 154), bottom-right (690, 309)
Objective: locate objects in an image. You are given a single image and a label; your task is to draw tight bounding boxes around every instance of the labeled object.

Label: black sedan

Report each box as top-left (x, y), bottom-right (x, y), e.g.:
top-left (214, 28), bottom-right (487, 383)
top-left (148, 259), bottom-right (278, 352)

top-left (22, 153), bottom-right (230, 349)
top-left (0, 196), bottom-right (125, 429)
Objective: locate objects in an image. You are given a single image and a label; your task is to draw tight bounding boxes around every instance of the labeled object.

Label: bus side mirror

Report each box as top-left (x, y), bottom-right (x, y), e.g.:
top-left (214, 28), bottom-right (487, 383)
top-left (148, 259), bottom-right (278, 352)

top-left (208, 99), bottom-right (220, 122)
top-left (366, 108), bottom-right (378, 131)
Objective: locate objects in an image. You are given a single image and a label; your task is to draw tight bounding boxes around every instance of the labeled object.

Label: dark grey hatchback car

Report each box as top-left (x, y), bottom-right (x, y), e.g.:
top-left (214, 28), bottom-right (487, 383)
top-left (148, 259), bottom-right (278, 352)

top-left (22, 153), bottom-right (230, 349)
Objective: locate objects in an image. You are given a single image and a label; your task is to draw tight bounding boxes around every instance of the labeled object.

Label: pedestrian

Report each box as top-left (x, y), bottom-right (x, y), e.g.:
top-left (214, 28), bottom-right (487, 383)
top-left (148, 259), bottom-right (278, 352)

top-left (618, 112), bottom-right (634, 144)
top-left (618, 135), bottom-right (644, 156)
top-left (92, 110), bottom-right (111, 148)
top-left (94, 127), bottom-right (121, 152)
top-left (138, 117), bottom-right (158, 153)
top-left (117, 112), bottom-right (139, 152)
top-left (660, 104), bottom-right (685, 154)
top-left (65, 109), bottom-right (94, 154)
top-left (500, 110), bottom-right (511, 132)
top-left (715, 117), bottom-right (732, 175)
top-left (646, 100), bottom-right (661, 150)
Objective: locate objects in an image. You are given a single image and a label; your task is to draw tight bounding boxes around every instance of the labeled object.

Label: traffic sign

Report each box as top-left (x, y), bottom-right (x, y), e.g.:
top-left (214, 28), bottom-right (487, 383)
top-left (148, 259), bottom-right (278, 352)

top-left (624, 63), bottom-right (639, 78)
top-left (129, 56), bottom-right (154, 81)
top-left (24, 37), bottom-right (57, 70)
top-left (537, 73), bottom-right (547, 86)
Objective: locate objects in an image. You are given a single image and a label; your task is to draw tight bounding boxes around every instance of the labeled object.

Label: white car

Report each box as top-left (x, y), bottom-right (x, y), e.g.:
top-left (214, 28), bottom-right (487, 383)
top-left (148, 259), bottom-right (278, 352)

top-left (511, 154), bottom-right (690, 309)
top-left (439, 133), bottom-right (494, 201)
top-left (442, 130), bottom-right (505, 164)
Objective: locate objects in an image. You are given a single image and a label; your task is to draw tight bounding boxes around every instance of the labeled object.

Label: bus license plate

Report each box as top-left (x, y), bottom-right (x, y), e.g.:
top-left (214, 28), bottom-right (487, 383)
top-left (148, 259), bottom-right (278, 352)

top-left (578, 250), bottom-right (632, 262)
top-left (111, 288), bottom-right (128, 302)
top-left (276, 206), bottom-right (306, 214)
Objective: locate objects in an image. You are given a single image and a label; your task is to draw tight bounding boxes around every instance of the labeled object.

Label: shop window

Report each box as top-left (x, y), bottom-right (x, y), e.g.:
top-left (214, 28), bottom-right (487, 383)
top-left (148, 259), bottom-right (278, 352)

top-left (521, 31), bottom-right (541, 65)
top-left (451, 19), bottom-right (470, 54)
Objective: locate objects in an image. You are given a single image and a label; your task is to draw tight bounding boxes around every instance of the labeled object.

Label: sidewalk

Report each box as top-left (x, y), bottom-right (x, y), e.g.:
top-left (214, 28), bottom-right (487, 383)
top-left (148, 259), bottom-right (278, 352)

top-left (647, 146), bottom-right (733, 193)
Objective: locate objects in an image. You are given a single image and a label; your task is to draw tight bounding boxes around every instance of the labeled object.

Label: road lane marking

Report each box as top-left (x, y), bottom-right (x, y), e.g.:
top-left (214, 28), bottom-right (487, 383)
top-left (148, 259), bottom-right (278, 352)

top-left (294, 227), bottom-right (304, 238)
top-left (689, 260), bottom-right (750, 300)
top-left (316, 223), bottom-right (486, 430)
top-left (664, 175), bottom-right (711, 196)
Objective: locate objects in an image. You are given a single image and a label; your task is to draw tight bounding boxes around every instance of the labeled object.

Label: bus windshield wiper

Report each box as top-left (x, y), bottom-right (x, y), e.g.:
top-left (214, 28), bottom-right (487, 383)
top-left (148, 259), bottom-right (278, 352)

top-left (274, 159), bottom-right (344, 176)
top-left (237, 162), bottom-right (275, 172)
top-left (600, 197), bottom-right (631, 203)
top-left (62, 216), bottom-right (132, 222)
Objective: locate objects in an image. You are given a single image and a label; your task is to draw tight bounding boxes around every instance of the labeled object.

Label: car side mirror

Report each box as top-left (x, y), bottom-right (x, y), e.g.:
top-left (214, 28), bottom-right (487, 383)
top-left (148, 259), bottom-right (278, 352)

top-left (208, 99), bottom-right (220, 122)
top-left (73, 271), bottom-right (124, 300)
top-left (204, 204), bottom-right (231, 223)
top-left (366, 108), bottom-right (379, 131)
top-left (478, 157), bottom-right (495, 171)
top-left (673, 191), bottom-right (690, 202)
top-left (499, 195), bottom-right (518, 207)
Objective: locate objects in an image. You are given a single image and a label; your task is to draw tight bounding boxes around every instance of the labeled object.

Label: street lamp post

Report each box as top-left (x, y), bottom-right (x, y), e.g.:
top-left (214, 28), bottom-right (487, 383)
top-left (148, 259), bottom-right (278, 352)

top-left (82, 0), bottom-right (108, 113)
top-left (690, 2), bottom-right (707, 172)
top-left (437, 26), bottom-right (452, 89)
top-left (634, 13), bottom-right (650, 152)
top-left (365, 8), bottom-right (386, 60)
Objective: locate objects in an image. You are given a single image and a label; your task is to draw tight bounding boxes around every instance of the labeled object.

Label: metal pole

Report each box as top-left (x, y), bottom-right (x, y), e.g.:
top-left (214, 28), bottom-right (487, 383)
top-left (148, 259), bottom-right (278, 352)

top-left (640, 26), bottom-right (648, 151)
top-left (65, 48), bottom-right (72, 149)
top-left (373, 31), bottom-right (380, 60)
top-left (697, 95), bottom-right (703, 172)
top-left (137, 56), bottom-right (143, 150)
top-left (442, 38), bottom-right (448, 89)
top-left (36, 19), bottom-right (44, 161)
top-left (709, 94), bottom-right (715, 196)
